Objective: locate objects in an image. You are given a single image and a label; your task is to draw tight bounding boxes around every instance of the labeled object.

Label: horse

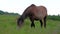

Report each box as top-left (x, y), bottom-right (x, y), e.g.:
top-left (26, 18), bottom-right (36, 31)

top-left (17, 4), bottom-right (47, 28)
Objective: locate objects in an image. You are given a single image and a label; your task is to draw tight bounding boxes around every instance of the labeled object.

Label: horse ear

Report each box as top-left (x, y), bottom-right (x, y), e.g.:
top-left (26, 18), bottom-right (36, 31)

top-left (31, 4), bottom-right (35, 6)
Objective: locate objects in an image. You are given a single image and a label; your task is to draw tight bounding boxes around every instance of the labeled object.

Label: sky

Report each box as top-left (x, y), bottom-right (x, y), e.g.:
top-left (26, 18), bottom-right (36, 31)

top-left (0, 0), bottom-right (60, 15)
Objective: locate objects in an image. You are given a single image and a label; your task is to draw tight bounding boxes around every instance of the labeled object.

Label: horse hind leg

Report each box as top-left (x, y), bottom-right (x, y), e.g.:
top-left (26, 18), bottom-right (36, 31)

top-left (44, 16), bottom-right (47, 28)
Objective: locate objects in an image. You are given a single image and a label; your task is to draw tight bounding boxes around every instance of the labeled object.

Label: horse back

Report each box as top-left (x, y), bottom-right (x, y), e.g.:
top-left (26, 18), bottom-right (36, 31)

top-left (31, 6), bottom-right (47, 19)
top-left (37, 6), bottom-right (47, 16)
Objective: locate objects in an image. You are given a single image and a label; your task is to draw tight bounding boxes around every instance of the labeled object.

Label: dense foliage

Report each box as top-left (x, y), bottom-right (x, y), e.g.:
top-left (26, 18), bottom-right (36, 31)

top-left (47, 15), bottom-right (60, 21)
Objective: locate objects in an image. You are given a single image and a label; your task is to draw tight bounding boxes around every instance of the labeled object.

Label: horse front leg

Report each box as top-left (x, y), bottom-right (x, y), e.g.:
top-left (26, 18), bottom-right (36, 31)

top-left (29, 17), bottom-right (35, 28)
top-left (31, 20), bottom-right (35, 28)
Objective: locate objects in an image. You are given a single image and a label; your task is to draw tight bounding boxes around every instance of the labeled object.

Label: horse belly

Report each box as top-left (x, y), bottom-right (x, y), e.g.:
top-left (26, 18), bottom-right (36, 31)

top-left (36, 13), bottom-right (44, 19)
top-left (33, 14), bottom-right (43, 20)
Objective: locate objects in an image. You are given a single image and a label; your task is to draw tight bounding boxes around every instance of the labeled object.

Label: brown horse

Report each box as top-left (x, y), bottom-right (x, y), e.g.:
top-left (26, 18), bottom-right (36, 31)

top-left (17, 4), bottom-right (47, 28)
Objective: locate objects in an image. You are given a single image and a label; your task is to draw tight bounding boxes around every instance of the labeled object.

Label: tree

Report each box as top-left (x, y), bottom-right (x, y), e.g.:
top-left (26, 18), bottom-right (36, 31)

top-left (0, 10), bottom-right (4, 15)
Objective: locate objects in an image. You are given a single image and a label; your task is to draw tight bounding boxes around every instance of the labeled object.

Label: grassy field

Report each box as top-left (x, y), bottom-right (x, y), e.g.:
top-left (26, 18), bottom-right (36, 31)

top-left (0, 15), bottom-right (60, 34)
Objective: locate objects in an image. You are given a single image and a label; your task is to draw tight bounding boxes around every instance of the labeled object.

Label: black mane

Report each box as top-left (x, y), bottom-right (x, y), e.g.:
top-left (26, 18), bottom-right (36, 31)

top-left (21, 4), bottom-right (36, 19)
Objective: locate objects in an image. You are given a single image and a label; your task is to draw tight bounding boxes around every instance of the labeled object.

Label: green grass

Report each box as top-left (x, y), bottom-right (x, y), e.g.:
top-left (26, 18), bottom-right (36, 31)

top-left (0, 15), bottom-right (60, 34)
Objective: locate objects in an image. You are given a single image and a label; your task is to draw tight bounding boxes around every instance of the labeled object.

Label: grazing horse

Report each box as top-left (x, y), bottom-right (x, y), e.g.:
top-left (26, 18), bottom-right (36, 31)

top-left (17, 4), bottom-right (47, 28)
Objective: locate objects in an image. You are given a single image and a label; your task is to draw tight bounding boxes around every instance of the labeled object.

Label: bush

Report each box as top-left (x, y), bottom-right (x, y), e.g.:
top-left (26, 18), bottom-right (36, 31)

top-left (47, 15), bottom-right (60, 21)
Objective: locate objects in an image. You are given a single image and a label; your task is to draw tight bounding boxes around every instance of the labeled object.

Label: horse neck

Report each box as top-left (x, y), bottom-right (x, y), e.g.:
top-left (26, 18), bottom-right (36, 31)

top-left (21, 12), bottom-right (28, 20)
top-left (21, 5), bottom-right (34, 20)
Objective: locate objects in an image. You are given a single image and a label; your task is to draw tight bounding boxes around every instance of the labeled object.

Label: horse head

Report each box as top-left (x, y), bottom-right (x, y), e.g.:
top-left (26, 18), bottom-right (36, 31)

top-left (17, 16), bottom-right (24, 29)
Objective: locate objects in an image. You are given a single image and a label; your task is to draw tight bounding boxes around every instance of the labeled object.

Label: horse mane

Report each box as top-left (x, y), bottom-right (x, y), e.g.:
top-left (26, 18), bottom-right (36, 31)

top-left (24, 4), bottom-right (36, 13)
top-left (20, 4), bottom-right (36, 20)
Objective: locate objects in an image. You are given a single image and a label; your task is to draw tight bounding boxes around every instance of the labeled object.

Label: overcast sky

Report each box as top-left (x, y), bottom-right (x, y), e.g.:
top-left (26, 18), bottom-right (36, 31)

top-left (0, 0), bottom-right (60, 15)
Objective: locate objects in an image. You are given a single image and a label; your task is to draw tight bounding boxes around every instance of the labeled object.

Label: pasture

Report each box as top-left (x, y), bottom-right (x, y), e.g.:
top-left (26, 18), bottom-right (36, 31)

top-left (0, 15), bottom-right (60, 34)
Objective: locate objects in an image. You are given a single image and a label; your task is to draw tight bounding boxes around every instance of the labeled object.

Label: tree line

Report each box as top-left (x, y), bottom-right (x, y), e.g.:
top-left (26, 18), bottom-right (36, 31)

top-left (0, 10), bottom-right (19, 15)
top-left (47, 15), bottom-right (60, 21)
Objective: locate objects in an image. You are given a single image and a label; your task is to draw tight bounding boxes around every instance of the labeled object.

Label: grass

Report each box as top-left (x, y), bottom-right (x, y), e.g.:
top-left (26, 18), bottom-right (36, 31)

top-left (0, 15), bottom-right (60, 34)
